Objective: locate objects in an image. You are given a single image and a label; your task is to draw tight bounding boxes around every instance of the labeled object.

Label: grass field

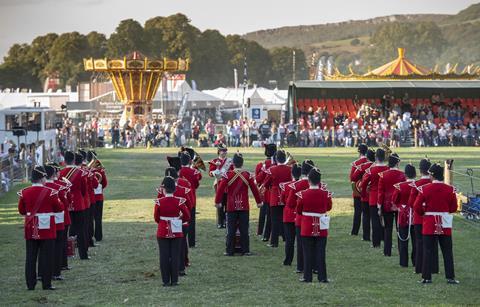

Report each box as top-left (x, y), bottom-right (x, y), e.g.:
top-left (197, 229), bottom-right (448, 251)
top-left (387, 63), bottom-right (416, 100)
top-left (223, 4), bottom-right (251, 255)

top-left (1, 147), bottom-right (480, 306)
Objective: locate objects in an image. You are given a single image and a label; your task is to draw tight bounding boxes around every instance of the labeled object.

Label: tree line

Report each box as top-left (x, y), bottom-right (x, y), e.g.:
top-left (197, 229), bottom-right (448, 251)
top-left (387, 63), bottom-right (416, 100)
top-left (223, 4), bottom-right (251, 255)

top-left (0, 13), bottom-right (307, 92)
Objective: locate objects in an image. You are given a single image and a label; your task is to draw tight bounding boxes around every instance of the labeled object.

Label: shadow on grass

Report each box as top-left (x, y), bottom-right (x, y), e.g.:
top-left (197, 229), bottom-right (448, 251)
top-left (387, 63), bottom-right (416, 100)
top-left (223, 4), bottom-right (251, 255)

top-left (1, 213), bottom-right (480, 305)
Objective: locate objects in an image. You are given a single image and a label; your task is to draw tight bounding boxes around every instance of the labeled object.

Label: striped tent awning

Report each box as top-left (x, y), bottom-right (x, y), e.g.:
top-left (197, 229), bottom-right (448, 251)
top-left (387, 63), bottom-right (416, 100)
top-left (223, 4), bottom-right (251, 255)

top-left (364, 48), bottom-right (430, 77)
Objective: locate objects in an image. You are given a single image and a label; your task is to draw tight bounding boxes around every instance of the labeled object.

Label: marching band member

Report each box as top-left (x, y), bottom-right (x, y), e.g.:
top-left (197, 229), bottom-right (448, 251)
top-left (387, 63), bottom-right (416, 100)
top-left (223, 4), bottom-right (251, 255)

top-left (59, 151), bottom-right (89, 260)
top-left (154, 176), bottom-right (191, 287)
top-left (87, 151), bottom-right (108, 242)
top-left (78, 149), bottom-right (98, 247)
top-left (408, 159), bottom-right (439, 275)
top-left (208, 143), bottom-right (233, 229)
top-left (349, 144), bottom-right (368, 236)
top-left (179, 152), bottom-right (202, 248)
top-left (18, 166), bottom-right (63, 290)
top-left (378, 153), bottom-right (405, 257)
top-left (255, 143), bottom-right (277, 240)
top-left (158, 167), bottom-right (192, 276)
top-left (214, 153), bottom-right (262, 256)
top-left (281, 164), bottom-right (302, 266)
top-left (361, 148), bottom-right (389, 248)
top-left (414, 163), bottom-right (459, 284)
top-left (392, 164), bottom-right (417, 267)
top-left (286, 160), bottom-right (315, 274)
top-left (43, 164), bottom-right (70, 281)
top-left (351, 149), bottom-right (375, 241)
top-left (296, 168), bottom-right (332, 283)
top-left (262, 150), bottom-right (292, 247)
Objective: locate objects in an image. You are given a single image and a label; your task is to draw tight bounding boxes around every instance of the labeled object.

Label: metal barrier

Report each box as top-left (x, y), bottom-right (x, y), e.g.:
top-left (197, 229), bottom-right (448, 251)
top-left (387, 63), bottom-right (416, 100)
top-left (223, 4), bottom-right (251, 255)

top-left (0, 155), bottom-right (27, 196)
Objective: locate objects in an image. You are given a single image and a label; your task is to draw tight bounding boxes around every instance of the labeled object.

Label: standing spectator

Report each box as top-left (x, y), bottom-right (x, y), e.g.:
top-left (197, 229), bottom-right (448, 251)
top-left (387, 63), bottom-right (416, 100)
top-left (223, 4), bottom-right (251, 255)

top-left (205, 118), bottom-right (216, 144)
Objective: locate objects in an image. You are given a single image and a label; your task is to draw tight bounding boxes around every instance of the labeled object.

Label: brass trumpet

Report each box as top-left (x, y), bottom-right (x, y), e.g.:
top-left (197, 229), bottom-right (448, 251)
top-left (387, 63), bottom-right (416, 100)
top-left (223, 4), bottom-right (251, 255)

top-left (87, 157), bottom-right (105, 170)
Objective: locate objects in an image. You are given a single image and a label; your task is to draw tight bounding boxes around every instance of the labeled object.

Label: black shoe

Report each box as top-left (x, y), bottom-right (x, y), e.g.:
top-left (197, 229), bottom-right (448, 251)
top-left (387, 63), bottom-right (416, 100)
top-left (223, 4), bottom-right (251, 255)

top-left (261, 238), bottom-right (268, 242)
top-left (217, 225), bottom-right (222, 229)
top-left (371, 245), bottom-right (380, 248)
top-left (61, 266), bottom-right (72, 271)
top-left (267, 244), bottom-right (278, 248)
top-left (189, 245), bottom-right (196, 248)
top-left (242, 252), bottom-right (252, 256)
top-left (171, 282), bottom-right (179, 286)
top-left (362, 238), bottom-right (371, 242)
top-left (223, 252), bottom-right (234, 256)
top-left (283, 262), bottom-right (291, 266)
top-left (319, 279), bottom-right (329, 283)
top-left (162, 283), bottom-right (170, 287)
top-left (350, 233), bottom-right (358, 236)
top-left (179, 271), bottom-right (186, 276)
top-left (447, 279), bottom-right (459, 284)
top-left (221, 225), bottom-right (226, 229)
top-left (37, 276), bottom-right (42, 281)
top-left (299, 278), bottom-right (311, 283)
top-left (418, 279), bottom-right (432, 284)
top-left (27, 287), bottom-right (35, 291)
top-left (53, 276), bottom-right (64, 281)
top-left (295, 269), bottom-right (303, 274)
top-left (80, 256), bottom-right (91, 260)
top-left (43, 286), bottom-right (56, 290)
top-left (313, 270), bottom-right (318, 274)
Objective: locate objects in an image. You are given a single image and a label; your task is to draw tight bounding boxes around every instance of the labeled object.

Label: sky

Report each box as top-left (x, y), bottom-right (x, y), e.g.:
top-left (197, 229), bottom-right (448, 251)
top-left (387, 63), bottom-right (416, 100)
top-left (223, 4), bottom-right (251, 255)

top-left (0, 0), bottom-right (478, 60)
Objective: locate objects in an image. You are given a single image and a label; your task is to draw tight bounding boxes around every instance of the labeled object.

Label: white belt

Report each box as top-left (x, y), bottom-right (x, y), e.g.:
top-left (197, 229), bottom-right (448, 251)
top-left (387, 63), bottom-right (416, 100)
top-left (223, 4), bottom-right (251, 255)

top-left (160, 216), bottom-right (181, 221)
top-left (424, 212), bottom-right (450, 216)
top-left (302, 212), bottom-right (327, 218)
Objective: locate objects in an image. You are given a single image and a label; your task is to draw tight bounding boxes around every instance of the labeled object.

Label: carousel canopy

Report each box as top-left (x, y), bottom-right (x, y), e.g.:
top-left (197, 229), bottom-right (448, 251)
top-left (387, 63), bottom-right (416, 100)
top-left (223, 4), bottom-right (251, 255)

top-left (364, 48), bottom-right (430, 77)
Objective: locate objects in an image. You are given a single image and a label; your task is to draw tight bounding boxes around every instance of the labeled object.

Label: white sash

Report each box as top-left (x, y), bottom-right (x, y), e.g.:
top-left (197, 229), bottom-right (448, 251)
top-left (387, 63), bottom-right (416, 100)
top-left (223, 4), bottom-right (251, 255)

top-left (54, 212), bottom-right (65, 224)
top-left (160, 216), bottom-right (183, 233)
top-left (424, 212), bottom-right (453, 228)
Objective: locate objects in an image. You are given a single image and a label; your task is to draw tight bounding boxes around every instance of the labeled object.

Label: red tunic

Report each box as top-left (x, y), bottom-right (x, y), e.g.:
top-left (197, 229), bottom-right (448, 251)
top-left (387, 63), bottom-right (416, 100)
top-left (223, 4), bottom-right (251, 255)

top-left (154, 196), bottom-right (191, 238)
top-left (179, 166), bottom-right (202, 207)
top-left (378, 168), bottom-right (406, 212)
top-left (263, 164), bottom-right (292, 206)
top-left (58, 166), bottom-right (88, 211)
top-left (280, 179), bottom-right (297, 223)
top-left (350, 156), bottom-right (368, 197)
top-left (392, 180), bottom-right (416, 227)
top-left (351, 161), bottom-right (373, 202)
top-left (296, 187), bottom-right (333, 237)
top-left (361, 164), bottom-right (389, 206)
top-left (54, 178), bottom-right (72, 226)
top-left (18, 185), bottom-right (63, 240)
top-left (94, 168), bottom-right (108, 202)
top-left (286, 178), bottom-right (309, 226)
top-left (214, 169), bottom-right (262, 212)
top-left (43, 181), bottom-right (68, 230)
top-left (408, 177), bottom-right (432, 225)
top-left (255, 159), bottom-right (274, 204)
top-left (413, 182), bottom-right (457, 236)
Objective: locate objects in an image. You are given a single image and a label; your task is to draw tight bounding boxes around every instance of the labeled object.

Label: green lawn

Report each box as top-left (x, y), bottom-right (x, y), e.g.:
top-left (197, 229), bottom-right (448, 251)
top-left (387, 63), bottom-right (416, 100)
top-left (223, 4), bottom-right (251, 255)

top-left (1, 147), bottom-right (480, 306)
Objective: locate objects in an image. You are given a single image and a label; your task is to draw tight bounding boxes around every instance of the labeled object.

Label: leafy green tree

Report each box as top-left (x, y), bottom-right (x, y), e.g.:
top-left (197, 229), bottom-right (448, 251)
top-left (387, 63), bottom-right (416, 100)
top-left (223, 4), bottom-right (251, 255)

top-left (107, 19), bottom-right (147, 57)
top-left (28, 33), bottom-right (58, 82)
top-left (144, 16), bottom-right (167, 57)
top-left (189, 30), bottom-right (232, 89)
top-left (46, 32), bottom-right (90, 87)
top-left (86, 31), bottom-right (108, 58)
top-left (270, 47), bottom-right (307, 88)
top-left (0, 43), bottom-right (40, 90)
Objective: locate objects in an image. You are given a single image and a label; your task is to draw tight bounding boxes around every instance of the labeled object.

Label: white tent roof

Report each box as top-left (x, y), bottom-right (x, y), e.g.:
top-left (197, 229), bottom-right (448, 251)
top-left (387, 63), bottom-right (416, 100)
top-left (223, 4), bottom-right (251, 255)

top-left (203, 87), bottom-right (287, 105)
top-left (153, 80), bottom-right (222, 103)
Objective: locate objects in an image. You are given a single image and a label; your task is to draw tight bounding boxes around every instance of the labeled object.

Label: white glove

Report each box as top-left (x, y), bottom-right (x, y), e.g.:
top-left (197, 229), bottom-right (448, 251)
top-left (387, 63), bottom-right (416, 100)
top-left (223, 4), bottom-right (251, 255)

top-left (215, 203), bottom-right (222, 209)
top-left (256, 203), bottom-right (263, 208)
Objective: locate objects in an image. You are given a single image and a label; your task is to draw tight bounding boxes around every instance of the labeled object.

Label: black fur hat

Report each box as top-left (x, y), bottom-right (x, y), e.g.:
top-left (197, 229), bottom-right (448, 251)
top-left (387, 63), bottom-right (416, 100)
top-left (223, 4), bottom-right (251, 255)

top-left (264, 143), bottom-right (277, 158)
top-left (167, 156), bottom-right (181, 171)
top-left (308, 168), bottom-right (321, 185)
top-left (162, 176), bottom-right (176, 194)
top-left (366, 149), bottom-right (375, 162)
top-left (165, 167), bottom-right (178, 179)
top-left (64, 150), bottom-right (75, 163)
top-left (180, 152), bottom-right (191, 166)
top-left (276, 150), bottom-right (287, 164)
top-left (419, 158), bottom-right (432, 174)
top-left (233, 153), bottom-right (244, 168)
top-left (358, 144), bottom-right (368, 155)
top-left (375, 148), bottom-right (386, 162)
top-left (44, 165), bottom-right (56, 178)
top-left (428, 163), bottom-right (444, 181)
top-left (388, 153), bottom-right (400, 167)
top-left (404, 164), bottom-right (416, 179)
top-left (301, 160), bottom-right (315, 176)
top-left (74, 153), bottom-right (84, 165)
top-left (291, 164), bottom-right (302, 179)
top-left (31, 165), bottom-right (47, 181)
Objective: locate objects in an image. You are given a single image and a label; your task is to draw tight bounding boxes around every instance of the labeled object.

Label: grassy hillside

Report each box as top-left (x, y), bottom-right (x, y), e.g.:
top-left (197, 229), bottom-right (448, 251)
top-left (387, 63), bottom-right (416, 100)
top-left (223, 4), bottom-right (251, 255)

top-left (1, 147), bottom-right (480, 305)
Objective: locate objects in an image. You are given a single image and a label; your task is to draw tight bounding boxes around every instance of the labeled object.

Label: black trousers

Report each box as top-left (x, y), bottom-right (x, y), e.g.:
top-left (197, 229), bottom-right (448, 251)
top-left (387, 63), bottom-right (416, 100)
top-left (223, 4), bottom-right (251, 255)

top-left (53, 229), bottom-right (64, 276)
top-left (302, 236), bottom-right (327, 282)
top-left (283, 222), bottom-right (296, 265)
top-left (26, 239), bottom-right (54, 290)
top-left (216, 193), bottom-right (227, 227)
top-left (87, 204), bottom-right (95, 246)
top-left (398, 225), bottom-right (415, 267)
top-left (179, 226), bottom-right (189, 272)
top-left (226, 211), bottom-right (249, 254)
top-left (270, 206), bottom-right (284, 246)
top-left (383, 212), bottom-right (395, 256)
top-left (257, 202), bottom-right (271, 238)
top-left (415, 225), bottom-right (439, 274)
top-left (70, 210), bottom-right (88, 259)
top-left (370, 206), bottom-right (382, 247)
top-left (422, 235), bottom-right (455, 280)
top-left (295, 226), bottom-right (304, 271)
top-left (188, 207), bottom-right (196, 247)
top-left (62, 225), bottom-right (69, 268)
top-left (157, 238), bottom-right (181, 285)
top-left (361, 201), bottom-right (371, 241)
top-left (351, 197), bottom-right (362, 235)
top-left (94, 200), bottom-right (104, 241)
